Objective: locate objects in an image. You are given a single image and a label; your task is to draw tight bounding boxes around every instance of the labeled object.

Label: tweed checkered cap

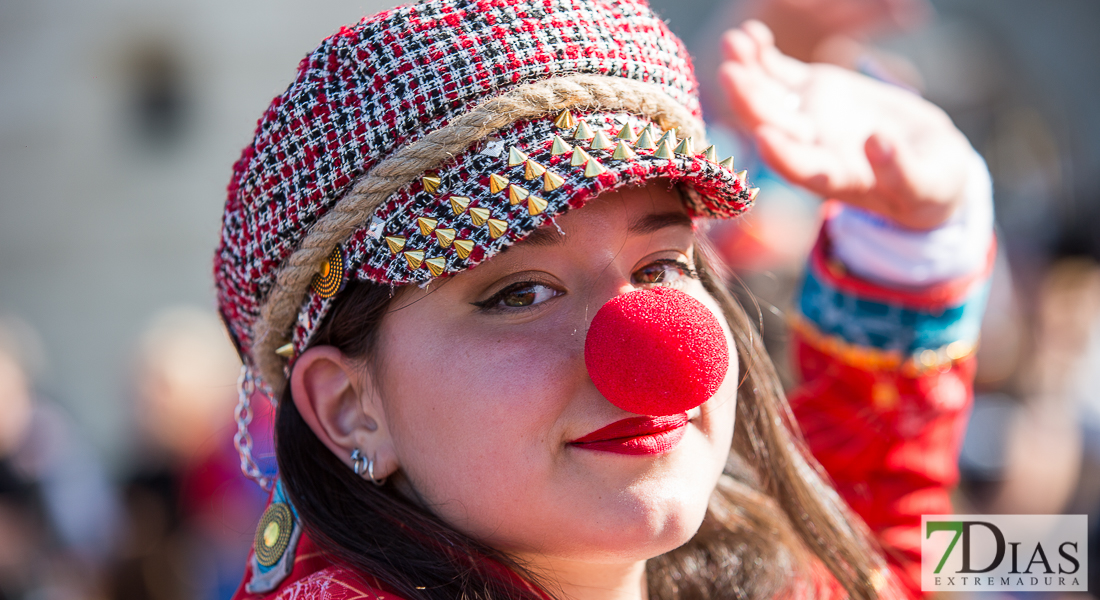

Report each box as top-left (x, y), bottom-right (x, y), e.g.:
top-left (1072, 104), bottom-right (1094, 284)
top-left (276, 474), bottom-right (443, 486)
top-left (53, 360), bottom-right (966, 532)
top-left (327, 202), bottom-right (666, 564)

top-left (215, 0), bottom-right (756, 393)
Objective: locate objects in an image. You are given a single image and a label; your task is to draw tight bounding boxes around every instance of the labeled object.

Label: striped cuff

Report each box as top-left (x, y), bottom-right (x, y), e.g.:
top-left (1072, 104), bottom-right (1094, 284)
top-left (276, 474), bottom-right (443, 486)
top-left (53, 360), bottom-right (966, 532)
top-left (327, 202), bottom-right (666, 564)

top-left (793, 230), bottom-right (995, 375)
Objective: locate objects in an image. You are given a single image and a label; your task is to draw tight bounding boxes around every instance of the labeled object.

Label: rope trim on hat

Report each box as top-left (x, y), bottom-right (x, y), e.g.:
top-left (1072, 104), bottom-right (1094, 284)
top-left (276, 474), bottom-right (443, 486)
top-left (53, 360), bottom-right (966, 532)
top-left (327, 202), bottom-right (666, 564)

top-left (253, 74), bottom-right (705, 391)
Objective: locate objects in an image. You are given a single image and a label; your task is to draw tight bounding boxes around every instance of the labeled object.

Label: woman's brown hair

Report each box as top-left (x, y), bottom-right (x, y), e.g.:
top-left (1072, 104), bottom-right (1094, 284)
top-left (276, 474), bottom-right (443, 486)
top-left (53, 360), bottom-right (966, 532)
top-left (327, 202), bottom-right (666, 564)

top-left (276, 244), bottom-right (893, 600)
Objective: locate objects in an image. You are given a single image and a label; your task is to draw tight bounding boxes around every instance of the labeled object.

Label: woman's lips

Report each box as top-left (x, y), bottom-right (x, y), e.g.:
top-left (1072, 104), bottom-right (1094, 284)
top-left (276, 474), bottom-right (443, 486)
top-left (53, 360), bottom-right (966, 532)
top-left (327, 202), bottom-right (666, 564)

top-left (569, 413), bottom-right (689, 456)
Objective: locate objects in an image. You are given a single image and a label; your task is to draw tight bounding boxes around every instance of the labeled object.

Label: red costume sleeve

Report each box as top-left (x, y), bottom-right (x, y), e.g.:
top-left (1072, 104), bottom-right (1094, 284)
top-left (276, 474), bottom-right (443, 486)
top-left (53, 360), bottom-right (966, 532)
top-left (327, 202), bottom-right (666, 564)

top-left (787, 226), bottom-right (995, 597)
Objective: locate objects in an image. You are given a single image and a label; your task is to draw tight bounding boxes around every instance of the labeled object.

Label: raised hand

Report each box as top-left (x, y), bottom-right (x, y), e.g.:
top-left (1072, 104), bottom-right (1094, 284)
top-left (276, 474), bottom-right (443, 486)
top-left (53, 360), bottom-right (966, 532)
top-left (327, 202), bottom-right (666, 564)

top-left (718, 20), bottom-right (980, 230)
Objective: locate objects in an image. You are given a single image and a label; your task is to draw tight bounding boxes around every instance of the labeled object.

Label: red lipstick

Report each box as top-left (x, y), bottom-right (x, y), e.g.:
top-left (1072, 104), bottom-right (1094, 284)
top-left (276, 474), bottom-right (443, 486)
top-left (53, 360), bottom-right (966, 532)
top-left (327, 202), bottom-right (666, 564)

top-left (570, 413), bottom-right (689, 456)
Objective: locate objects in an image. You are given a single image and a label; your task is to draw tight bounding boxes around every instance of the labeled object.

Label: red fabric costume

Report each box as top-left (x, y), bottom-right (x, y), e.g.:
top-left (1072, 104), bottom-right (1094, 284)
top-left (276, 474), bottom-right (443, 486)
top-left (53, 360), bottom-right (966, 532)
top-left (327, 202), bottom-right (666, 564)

top-left (788, 227), bottom-right (994, 597)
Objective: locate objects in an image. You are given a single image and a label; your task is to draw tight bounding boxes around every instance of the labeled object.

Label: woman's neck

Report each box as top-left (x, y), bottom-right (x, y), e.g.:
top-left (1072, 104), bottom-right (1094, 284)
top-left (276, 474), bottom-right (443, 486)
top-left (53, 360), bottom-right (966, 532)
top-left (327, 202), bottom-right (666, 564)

top-left (521, 556), bottom-right (648, 600)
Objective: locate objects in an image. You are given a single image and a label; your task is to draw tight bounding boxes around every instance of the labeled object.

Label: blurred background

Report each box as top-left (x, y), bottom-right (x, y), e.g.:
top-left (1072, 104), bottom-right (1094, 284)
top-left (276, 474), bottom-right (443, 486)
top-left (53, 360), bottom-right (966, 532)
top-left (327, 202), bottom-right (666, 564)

top-left (0, 0), bottom-right (1097, 597)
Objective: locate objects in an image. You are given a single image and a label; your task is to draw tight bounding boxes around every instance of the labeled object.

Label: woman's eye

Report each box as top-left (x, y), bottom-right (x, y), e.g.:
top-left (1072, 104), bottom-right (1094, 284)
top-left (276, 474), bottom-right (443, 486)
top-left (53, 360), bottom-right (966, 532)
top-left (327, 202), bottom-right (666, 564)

top-left (478, 282), bottom-right (563, 310)
top-left (632, 260), bottom-right (694, 287)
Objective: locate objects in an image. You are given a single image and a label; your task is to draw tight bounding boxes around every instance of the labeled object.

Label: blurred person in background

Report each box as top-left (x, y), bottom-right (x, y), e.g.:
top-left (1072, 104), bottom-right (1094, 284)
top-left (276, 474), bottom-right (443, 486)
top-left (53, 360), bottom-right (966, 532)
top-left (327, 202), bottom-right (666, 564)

top-left (983, 260), bottom-right (1097, 517)
top-left (1056, 260), bottom-right (1100, 593)
top-left (1014, 259), bottom-right (1100, 592)
top-left (952, 258), bottom-right (1100, 595)
top-left (109, 308), bottom-right (269, 600)
top-left (0, 316), bottom-right (120, 600)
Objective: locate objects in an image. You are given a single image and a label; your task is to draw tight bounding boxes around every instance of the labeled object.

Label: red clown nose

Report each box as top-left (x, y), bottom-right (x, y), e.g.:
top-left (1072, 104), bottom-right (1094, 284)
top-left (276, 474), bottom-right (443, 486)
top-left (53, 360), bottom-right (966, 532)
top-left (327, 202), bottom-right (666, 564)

top-left (584, 287), bottom-right (730, 416)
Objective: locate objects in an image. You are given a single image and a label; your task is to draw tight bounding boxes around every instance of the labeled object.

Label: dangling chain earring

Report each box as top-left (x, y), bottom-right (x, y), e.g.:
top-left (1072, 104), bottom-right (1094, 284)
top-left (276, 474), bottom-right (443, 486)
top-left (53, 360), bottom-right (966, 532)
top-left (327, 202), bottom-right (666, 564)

top-left (234, 366), bottom-right (273, 490)
top-left (350, 448), bottom-right (386, 486)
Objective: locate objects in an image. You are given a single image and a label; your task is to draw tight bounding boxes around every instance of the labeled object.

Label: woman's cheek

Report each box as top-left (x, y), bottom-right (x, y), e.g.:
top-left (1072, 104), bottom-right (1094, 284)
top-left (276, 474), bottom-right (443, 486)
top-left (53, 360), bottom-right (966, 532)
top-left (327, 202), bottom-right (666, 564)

top-left (381, 318), bottom-right (579, 503)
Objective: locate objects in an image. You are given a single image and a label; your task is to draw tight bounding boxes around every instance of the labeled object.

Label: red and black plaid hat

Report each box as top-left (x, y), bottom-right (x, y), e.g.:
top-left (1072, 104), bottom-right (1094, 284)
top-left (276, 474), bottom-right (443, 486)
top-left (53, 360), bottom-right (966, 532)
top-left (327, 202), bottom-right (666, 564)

top-left (215, 0), bottom-right (755, 392)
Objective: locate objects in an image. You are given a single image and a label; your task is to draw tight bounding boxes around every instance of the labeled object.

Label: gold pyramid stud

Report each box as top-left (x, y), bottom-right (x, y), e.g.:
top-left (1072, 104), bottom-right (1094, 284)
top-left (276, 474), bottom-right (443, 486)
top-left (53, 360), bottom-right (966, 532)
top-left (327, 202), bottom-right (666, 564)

top-left (736, 170), bottom-right (748, 185)
top-left (634, 127), bottom-right (656, 151)
top-left (416, 216), bottom-right (438, 236)
top-left (468, 207), bottom-right (490, 226)
top-left (718, 156), bottom-right (735, 170)
top-left (508, 147), bottom-right (529, 167)
top-left (554, 109), bottom-right (576, 130)
top-left (590, 129), bottom-right (614, 151)
top-left (508, 184), bottom-right (530, 205)
top-left (673, 137), bottom-right (694, 156)
top-left (403, 250), bottom-right (425, 270)
top-left (701, 145), bottom-right (718, 162)
top-left (421, 174), bottom-right (442, 195)
top-left (584, 156), bottom-right (608, 178)
top-left (384, 236), bottom-right (407, 254)
top-left (615, 123), bottom-right (636, 142)
top-left (550, 135), bottom-right (573, 156)
top-left (572, 120), bottom-right (594, 140)
top-left (653, 139), bottom-right (675, 160)
top-left (542, 169), bottom-right (565, 192)
top-left (449, 195), bottom-right (471, 215)
top-left (435, 228), bottom-right (456, 248)
top-left (656, 129), bottom-right (677, 148)
top-left (527, 195), bottom-right (548, 215)
top-left (424, 256), bottom-right (447, 277)
top-left (274, 343), bottom-right (294, 358)
top-left (453, 239), bottom-right (475, 259)
top-left (611, 141), bottom-right (636, 161)
top-left (524, 159), bottom-right (546, 181)
top-left (488, 173), bottom-right (509, 194)
top-left (570, 147), bottom-right (591, 167)
top-left (748, 187), bottom-right (760, 201)
top-left (486, 218), bottom-right (508, 239)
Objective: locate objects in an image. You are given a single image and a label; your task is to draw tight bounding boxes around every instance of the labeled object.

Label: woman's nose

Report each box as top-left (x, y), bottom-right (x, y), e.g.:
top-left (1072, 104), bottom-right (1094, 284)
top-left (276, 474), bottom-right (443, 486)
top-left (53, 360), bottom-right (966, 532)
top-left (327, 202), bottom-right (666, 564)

top-left (583, 287), bottom-right (729, 417)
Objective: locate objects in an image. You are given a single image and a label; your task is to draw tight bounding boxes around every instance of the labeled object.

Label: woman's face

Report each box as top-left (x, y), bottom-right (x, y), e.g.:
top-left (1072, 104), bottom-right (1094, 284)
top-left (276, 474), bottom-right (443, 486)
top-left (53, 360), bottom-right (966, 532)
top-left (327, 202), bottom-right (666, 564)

top-left (369, 182), bottom-right (739, 566)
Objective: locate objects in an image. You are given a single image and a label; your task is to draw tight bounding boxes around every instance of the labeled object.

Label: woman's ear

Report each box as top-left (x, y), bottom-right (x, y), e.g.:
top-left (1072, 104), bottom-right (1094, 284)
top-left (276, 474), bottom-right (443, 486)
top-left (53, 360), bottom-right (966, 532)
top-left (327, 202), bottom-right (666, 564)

top-left (289, 346), bottom-right (398, 479)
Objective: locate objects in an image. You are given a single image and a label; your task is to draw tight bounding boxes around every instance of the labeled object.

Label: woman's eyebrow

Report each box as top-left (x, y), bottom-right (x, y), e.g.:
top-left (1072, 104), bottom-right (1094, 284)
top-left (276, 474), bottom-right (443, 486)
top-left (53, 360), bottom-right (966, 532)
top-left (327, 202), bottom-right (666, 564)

top-left (628, 212), bottom-right (692, 235)
top-left (518, 226), bottom-right (565, 247)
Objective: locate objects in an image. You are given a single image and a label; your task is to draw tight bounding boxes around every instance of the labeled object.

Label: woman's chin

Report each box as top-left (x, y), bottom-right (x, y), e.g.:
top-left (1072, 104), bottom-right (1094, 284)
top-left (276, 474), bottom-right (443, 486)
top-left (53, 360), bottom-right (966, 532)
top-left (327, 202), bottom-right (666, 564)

top-left (513, 526), bottom-right (702, 570)
top-left (523, 481), bottom-right (713, 565)
top-left (610, 503), bottom-right (707, 562)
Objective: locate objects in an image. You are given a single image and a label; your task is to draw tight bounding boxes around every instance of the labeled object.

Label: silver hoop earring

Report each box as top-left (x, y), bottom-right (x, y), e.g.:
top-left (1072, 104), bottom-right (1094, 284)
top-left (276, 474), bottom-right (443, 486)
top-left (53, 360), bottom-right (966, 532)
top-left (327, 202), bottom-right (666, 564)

top-left (366, 456), bottom-right (385, 487)
top-left (350, 448), bottom-right (386, 486)
top-left (350, 448), bottom-right (368, 477)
